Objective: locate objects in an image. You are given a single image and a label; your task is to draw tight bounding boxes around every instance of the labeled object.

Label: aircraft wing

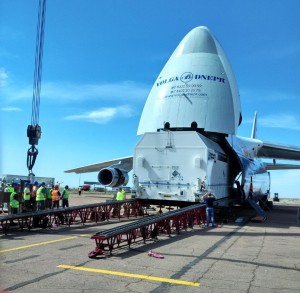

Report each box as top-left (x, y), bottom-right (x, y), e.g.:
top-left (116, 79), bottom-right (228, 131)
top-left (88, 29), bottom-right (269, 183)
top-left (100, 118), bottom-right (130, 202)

top-left (64, 156), bottom-right (133, 174)
top-left (256, 142), bottom-right (300, 161)
top-left (264, 163), bottom-right (300, 170)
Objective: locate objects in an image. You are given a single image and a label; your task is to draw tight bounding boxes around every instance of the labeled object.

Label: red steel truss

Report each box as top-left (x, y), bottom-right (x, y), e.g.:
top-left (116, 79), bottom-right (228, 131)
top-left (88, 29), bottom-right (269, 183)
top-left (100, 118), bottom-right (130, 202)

top-left (88, 204), bottom-right (206, 258)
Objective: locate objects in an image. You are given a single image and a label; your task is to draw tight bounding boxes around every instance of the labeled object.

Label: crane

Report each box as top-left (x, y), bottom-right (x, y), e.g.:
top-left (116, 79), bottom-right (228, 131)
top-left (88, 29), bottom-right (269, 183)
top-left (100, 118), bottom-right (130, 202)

top-left (27, 0), bottom-right (47, 177)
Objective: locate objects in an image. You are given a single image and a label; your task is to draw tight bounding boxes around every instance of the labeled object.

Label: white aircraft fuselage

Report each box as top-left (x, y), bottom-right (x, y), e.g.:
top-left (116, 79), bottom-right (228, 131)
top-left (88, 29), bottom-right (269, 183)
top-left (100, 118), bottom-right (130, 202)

top-left (65, 26), bottom-right (300, 207)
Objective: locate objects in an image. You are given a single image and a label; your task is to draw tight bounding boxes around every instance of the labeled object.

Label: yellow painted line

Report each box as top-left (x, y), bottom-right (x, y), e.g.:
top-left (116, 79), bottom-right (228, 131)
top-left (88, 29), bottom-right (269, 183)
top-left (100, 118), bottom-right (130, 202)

top-left (58, 264), bottom-right (200, 287)
top-left (78, 233), bottom-right (93, 237)
top-left (0, 236), bottom-right (78, 253)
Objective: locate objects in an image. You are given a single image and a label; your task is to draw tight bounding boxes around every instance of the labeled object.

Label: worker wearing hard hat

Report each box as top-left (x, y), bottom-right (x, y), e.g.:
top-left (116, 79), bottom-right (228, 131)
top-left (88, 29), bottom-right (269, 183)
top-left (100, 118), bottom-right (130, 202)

top-left (23, 183), bottom-right (31, 211)
top-left (61, 185), bottom-right (70, 208)
top-left (52, 185), bottom-right (61, 208)
top-left (36, 182), bottom-right (47, 211)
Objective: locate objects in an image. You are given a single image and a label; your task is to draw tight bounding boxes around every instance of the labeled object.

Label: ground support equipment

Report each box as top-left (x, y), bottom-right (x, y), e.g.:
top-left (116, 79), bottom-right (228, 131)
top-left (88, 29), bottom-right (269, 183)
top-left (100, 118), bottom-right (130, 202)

top-left (0, 199), bottom-right (142, 234)
top-left (88, 203), bottom-right (206, 258)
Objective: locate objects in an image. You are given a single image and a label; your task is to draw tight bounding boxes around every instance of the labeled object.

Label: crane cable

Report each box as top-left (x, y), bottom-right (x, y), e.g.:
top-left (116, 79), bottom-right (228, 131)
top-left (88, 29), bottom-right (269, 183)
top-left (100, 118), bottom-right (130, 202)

top-left (27, 0), bottom-right (47, 176)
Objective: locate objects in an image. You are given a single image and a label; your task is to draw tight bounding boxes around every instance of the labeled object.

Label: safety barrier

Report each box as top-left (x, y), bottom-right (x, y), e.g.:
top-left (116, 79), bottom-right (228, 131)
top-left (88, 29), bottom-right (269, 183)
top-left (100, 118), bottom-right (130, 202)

top-left (0, 199), bottom-right (143, 234)
top-left (88, 203), bottom-right (207, 258)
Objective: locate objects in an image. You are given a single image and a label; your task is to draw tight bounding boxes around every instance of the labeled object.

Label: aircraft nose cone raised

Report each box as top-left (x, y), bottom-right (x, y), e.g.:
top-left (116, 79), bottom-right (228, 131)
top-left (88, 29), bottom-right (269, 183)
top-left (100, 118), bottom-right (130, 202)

top-left (137, 26), bottom-right (241, 136)
top-left (174, 26), bottom-right (218, 56)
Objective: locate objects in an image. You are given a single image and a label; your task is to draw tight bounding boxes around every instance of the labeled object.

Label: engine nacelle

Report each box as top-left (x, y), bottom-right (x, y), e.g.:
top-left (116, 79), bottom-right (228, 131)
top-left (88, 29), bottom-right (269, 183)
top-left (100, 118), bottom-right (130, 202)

top-left (97, 168), bottom-right (129, 187)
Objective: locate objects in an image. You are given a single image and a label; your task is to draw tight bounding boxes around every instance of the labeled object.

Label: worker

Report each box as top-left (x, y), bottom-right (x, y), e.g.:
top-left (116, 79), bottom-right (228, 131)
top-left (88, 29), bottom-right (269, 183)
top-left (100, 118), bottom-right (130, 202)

top-left (78, 187), bottom-right (82, 196)
top-left (30, 181), bottom-right (38, 210)
top-left (10, 190), bottom-right (19, 214)
top-left (46, 185), bottom-right (53, 209)
top-left (202, 192), bottom-right (217, 227)
top-left (112, 188), bottom-right (126, 217)
top-left (4, 184), bottom-right (14, 193)
top-left (51, 185), bottom-right (61, 208)
top-left (36, 182), bottom-right (47, 211)
top-left (61, 185), bottom-right (70, 208)
top-left (9, 190), bottom-right (20, 226)
top-left (23, 183), bottom-right (31, 211)
top-left (113, 188), bottom-right (126, 214)
top-left (116, 188), bottom-right (126, 201)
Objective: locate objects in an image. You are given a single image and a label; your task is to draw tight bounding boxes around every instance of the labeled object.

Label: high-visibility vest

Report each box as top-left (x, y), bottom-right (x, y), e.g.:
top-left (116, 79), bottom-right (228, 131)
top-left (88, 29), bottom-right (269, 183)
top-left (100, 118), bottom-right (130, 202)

top-left (10, 191), bottom-right (17, 202)
top-left (36, 186), bottom-right (46, 201)
top-left (52, 190), bottom-right (60, 201)
top-left (116, 190), bottom-right (125, 200)
top-left (47, 189), bottom-right (53, 199)
top-left (10, 198), bottom-right (19, 209)
top-left (23, 187), bottom-right (31, 200)
top-left (10, 191), bottom-right (19, 209)
top-left (62, 189), bottom-right (69, 199)
top-left (5, 186), bottom-right (14, 193)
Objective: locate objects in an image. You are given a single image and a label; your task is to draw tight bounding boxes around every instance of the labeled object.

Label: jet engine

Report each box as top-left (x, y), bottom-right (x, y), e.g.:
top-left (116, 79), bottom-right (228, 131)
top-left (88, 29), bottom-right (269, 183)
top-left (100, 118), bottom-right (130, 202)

top-left (97, 167), bottom-right (129, 187)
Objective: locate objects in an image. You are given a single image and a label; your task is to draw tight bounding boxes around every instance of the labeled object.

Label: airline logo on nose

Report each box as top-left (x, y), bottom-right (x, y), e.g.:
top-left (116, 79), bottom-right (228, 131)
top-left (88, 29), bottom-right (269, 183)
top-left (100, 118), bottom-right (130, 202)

top-left (180, 72), bottom-right (193, 83)
top-left (157, 73), bottom-right (225, 87)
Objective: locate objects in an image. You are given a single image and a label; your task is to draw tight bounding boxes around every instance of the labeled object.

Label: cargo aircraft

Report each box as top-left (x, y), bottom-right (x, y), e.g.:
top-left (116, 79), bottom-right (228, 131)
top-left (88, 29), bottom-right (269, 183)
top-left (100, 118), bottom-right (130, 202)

top-left (65, 26), bottom-right (300, 209)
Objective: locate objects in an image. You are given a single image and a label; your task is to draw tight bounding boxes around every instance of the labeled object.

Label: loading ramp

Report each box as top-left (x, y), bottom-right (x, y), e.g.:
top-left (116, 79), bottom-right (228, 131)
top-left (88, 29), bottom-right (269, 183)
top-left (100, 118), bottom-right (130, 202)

top-left (88, 203), bottom-right (207, 258)
top-left (247, 197), bottom-right (266, 221)
top-left (0, 199), bottom-right (143, 234)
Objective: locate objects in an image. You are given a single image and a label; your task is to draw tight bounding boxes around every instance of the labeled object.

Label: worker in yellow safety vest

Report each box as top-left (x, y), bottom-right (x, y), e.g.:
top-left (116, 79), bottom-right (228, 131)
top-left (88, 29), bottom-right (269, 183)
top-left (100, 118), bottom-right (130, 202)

top-left (10, 190), bottom-right (19, 214)
top-left (45, 186), bottom-right (53, 209)
top-left (5, 184), bottom-right (14, 193)
top-left (36, 182), bottom-right (47, 211)
top-left (61, 185), bottom-right (70, 208)
top-left (23, 183), bottom-right (31, 211)
top-left (116, 188), bottom-right (126, 201)
top-left (112, 188), bottom-right (127, 217)
top-left (9, 190), bottom-right (20, 226)
top-left (52, 185), bottom-right (61, 208)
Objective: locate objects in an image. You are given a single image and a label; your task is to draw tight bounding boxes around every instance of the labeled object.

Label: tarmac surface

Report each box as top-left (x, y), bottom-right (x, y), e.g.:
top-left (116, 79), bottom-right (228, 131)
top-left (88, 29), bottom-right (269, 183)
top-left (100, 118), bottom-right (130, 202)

top-left (1, 192), bottom-right (300, 292)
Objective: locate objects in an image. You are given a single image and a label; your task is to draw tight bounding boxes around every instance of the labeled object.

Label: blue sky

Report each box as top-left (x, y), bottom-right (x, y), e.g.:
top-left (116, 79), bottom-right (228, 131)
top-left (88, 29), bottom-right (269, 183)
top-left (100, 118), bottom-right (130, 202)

top-left (1, 0), bottom-right (300, 198)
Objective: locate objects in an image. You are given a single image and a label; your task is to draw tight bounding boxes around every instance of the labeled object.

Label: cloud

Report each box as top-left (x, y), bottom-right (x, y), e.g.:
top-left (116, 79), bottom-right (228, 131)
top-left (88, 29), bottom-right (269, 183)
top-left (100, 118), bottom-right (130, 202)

top-left (0, 78), bottom-right (147, 124)
top-left (0, 106), bottom-right (22, 112)
top-left (64, 105), bottom-right (134, 124)
top-left (2, 80), bottom-right (150, 103)
top-left (0, 68), bottom-right (8, 88)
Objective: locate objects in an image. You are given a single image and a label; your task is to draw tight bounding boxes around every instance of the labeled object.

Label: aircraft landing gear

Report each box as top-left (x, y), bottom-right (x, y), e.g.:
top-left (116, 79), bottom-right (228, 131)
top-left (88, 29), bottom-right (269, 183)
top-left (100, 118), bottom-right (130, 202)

top-left (259, 199), bottom-right (273, 210)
